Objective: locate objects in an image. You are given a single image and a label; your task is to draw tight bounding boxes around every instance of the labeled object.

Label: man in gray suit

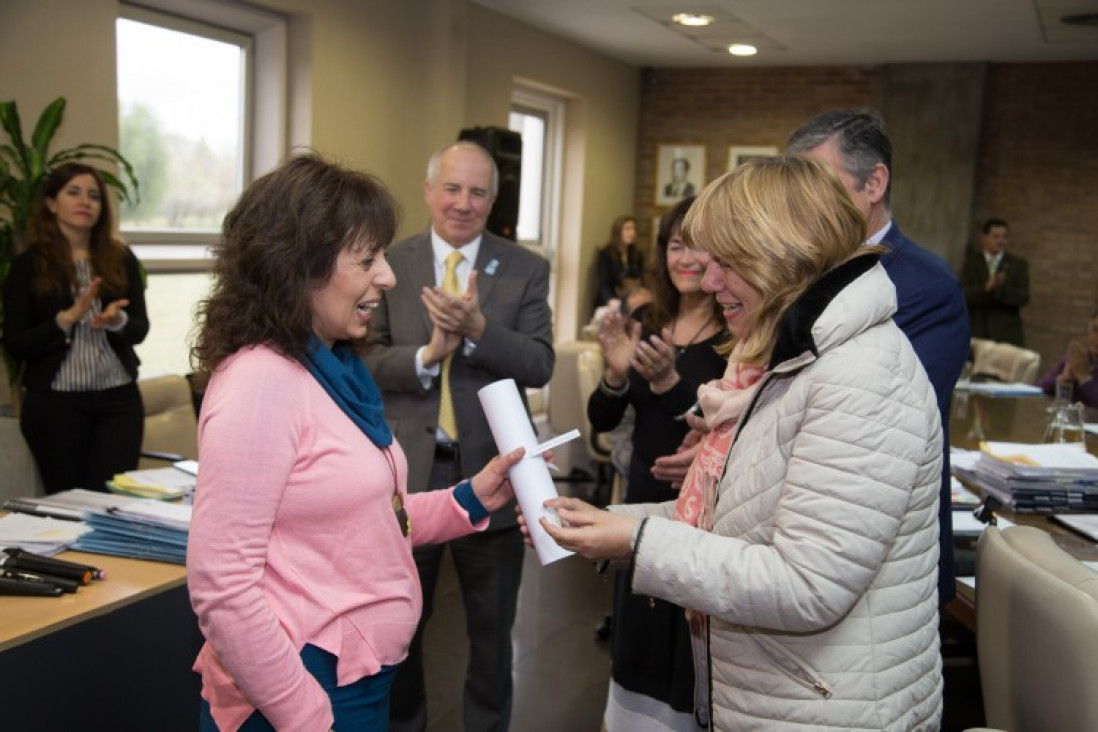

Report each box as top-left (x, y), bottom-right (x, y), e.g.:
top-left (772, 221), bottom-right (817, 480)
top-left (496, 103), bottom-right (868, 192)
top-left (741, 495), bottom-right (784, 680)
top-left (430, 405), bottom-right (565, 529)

top-left (366, 141), bottom-right (554, 732)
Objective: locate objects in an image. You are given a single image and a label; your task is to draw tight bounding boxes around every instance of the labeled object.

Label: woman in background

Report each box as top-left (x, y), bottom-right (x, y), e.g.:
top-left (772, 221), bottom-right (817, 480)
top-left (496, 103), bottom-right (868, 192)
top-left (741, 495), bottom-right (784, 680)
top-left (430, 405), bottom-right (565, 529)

top-left (595, 215), bottom-right (645, 311)
top-left (1036, 308), bottom-right (1098, 408)
top-left (187, 153), bottom-right (522, 731)
top-left (2, 163), bottom-right (148, 494)
top-left (588, 195), bottom-right (726, 730)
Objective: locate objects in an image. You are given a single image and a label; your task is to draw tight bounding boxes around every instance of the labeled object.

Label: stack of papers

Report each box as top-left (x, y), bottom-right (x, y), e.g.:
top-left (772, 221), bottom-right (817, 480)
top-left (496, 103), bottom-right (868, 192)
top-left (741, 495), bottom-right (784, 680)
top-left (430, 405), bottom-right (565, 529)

top-left (969, 441), bottom-right (1098, 513)
top-left (0, 513), bottom-right (91, 556)
top-left (74, 501), bottom-right (192, 564)
top-left (106, 464), bottom-right (197, 501)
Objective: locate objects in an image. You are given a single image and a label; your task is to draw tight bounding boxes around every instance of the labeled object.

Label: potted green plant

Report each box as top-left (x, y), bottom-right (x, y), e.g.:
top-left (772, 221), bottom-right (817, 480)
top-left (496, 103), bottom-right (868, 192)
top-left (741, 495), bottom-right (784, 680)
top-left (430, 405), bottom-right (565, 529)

top-left (0, 97), bottom-right (140, 400)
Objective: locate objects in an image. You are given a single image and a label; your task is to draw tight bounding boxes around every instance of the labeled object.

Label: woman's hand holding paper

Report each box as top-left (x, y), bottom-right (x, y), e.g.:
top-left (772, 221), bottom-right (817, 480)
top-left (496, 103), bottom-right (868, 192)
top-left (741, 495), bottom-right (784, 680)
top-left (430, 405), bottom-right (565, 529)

top-left (532, 496), bottom-right (637, 561)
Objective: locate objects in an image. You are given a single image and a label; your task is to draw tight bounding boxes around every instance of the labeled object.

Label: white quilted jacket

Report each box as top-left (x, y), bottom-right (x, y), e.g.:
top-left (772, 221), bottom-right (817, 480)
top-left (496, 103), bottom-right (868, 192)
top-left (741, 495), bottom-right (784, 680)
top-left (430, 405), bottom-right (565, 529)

top-left (618, 258), bottom-right (944, 730)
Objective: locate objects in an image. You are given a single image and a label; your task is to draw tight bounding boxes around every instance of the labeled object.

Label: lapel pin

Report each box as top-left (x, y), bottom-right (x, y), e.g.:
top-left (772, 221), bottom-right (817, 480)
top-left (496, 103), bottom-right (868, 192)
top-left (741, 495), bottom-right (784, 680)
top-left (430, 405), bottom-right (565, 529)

top-left (485, 259), bottom-right (499, 276)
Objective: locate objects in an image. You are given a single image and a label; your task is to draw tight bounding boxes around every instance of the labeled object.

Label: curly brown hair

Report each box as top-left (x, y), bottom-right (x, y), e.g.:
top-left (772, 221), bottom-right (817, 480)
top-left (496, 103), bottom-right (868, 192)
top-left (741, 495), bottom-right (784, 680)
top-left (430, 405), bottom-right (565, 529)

top-left (191, 152), bottom-right (399, 385)
top-left (26, 163), bottom-right (127, 296)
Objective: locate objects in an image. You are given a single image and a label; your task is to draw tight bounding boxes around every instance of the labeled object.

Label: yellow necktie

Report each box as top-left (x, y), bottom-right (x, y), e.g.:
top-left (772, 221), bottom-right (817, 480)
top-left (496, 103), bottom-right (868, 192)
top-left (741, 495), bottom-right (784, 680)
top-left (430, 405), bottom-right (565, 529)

top-left (438, 250), bottom-right (463, 441)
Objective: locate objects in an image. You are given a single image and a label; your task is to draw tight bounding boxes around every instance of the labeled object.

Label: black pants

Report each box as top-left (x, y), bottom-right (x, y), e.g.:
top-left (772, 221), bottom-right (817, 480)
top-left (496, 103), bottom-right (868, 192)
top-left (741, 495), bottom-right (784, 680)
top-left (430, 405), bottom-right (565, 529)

top-left (389, 446), bottom-right (525, 732)
top-left (20, 383), bottom-right (144, 494)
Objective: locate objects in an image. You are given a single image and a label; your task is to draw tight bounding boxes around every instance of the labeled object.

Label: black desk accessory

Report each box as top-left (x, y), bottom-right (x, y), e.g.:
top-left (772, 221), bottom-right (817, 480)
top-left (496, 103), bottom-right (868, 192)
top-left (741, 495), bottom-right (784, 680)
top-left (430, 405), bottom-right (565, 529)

top-left (1, 548), bottom-right (104, 584)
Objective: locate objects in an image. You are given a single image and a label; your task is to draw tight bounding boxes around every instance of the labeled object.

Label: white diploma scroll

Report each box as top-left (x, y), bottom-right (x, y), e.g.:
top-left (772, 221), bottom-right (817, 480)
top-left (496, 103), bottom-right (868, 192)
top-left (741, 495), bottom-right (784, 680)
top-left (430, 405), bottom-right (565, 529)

top-left (478, 379), bottom-right (574, 565)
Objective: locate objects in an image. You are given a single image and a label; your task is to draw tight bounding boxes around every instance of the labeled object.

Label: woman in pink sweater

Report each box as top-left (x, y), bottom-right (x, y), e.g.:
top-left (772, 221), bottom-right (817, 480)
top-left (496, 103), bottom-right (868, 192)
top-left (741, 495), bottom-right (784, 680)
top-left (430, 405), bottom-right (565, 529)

top-left (187, 154), bottom-right (522, 731)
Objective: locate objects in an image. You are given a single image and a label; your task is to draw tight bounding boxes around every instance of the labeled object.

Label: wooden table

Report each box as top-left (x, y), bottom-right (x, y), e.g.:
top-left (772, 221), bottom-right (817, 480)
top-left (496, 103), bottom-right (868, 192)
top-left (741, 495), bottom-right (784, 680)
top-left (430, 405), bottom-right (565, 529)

top-left (946, 391), bottom-right (1098, 629)
top-left (0, 549), bottom-right (202, 730)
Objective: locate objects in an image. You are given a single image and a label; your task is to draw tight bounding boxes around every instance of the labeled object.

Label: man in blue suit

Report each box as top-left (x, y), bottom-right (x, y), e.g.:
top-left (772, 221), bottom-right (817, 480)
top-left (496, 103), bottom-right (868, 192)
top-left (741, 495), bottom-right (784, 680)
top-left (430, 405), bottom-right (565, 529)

top-left (787, 108), bottom-right (971, 606)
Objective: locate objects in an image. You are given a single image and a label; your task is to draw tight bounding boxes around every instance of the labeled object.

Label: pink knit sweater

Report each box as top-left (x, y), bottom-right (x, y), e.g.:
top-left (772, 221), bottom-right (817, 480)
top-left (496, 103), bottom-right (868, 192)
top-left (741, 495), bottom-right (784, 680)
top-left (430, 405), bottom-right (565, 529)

top-left (187, 346), bottom-right (486, 731)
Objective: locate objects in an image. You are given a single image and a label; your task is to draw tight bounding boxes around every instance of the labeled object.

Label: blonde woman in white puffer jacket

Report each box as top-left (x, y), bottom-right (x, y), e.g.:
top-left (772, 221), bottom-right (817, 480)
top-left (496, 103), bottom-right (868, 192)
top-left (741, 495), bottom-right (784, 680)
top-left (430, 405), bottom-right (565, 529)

top-left (525, 155), bottom-right (944, 731)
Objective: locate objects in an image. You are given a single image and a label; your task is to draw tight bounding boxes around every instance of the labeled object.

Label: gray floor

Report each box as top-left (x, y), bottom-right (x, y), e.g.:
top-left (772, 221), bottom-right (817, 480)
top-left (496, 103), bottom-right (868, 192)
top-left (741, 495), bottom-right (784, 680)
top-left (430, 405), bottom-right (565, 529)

top-left (420, 487), bottom-right (614, 731)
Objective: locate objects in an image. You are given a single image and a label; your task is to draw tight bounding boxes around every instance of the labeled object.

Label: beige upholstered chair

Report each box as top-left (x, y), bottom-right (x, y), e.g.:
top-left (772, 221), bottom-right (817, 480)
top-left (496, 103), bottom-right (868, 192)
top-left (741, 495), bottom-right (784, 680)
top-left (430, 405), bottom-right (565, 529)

top-left (546, 341), bottom-right (602, 477)
top-left (972, 341), bottom-right (1041, 383)
top-left (969, 337), bottom-right (995, 369)
top-left (576, 347), bottom-right (620, 504)
top-left (972, 525), bottom-right (1098, 732)
top-left (137, 375), bottom-right (199, 468)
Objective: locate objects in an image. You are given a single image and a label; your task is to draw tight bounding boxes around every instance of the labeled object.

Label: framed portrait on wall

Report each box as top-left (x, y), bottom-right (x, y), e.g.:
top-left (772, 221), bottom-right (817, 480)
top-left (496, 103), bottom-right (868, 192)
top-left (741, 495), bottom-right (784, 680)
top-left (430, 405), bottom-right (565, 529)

top-left (655, 144), bottom-right (705, 206)
top-left (728, 145), bottom-right (778, 170)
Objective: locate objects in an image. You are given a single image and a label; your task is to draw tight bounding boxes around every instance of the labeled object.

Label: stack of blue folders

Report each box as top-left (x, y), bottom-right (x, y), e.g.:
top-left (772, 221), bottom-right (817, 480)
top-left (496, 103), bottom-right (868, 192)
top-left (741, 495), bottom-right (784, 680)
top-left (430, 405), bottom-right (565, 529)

top-left (73, 501), bottom-right (191, 564)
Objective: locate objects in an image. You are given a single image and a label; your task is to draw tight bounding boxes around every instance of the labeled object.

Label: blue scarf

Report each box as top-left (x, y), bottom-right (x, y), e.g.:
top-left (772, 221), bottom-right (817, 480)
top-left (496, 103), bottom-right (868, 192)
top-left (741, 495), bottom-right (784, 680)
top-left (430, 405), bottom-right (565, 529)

top-left (303, 335), bottom-right (392, 447)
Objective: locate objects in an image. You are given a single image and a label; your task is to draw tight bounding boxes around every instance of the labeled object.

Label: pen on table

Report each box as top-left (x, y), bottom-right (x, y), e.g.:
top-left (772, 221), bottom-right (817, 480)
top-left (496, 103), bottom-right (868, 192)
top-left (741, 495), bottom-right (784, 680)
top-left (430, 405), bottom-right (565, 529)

top-left (0, 568), bottom-right (79, 594)
top-left (1, 499), bottom-right (85, 522)
top-left (0, 576), bottom-right (64, 597)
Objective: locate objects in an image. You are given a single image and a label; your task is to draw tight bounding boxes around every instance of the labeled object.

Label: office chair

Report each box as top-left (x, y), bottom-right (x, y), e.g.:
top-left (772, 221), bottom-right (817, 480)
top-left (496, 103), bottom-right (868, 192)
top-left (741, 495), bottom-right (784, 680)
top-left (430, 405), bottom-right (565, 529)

top-left (546, 341), bottom-right (601, 480)
top-left (971, 525), bottom-right (1098, 732)
top-left (137, 375), bottom-right (199, 468)
top-left (575, 347), bottom-right (620, 506)
top-left (972, 341), bottom-right (1041, 383)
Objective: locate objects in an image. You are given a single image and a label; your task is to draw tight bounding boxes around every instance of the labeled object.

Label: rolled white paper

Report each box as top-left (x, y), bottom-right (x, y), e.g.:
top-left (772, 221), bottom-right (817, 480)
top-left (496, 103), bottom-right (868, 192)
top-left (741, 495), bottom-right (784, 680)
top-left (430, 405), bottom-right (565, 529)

top-left (478, 379), bottom-right (573, 565)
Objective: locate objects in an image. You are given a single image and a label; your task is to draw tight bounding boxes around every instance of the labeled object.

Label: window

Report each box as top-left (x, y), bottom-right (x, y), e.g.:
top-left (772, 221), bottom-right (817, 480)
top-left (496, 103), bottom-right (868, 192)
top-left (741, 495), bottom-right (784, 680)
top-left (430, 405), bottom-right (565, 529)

top-left (509, 87), bottom-right (564, 262)
top-left (117, 10), bottom-right (248, 235)
top-left (115, 0), bottom-right (285, 258)
top-left (116, 1), bottom-right (286, 376)
top-left (508, 108), bottom-right (545, 243)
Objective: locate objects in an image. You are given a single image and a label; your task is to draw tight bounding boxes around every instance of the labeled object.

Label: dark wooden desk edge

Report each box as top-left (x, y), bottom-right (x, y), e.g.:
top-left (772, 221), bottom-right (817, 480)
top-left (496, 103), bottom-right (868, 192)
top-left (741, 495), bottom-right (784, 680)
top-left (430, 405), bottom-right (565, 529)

top-left (0, 551), bottom-right (188, 652)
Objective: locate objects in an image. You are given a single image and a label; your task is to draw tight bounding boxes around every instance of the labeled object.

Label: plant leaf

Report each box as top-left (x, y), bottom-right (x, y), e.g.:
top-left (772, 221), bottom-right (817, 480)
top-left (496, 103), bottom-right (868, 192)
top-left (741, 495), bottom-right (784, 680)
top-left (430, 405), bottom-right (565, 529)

top-left (0, 100), bottom-right (31, 175)
top-left (30, 98), bottom-right (65, 155)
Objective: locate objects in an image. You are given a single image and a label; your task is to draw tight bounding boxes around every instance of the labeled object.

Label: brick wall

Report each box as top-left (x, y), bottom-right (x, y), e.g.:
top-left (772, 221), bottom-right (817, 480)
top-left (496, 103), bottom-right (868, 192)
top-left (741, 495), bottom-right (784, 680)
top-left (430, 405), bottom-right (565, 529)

top-left (635, 62), bottom-right (1098, 375)
top-left (974, 63), bottom-right (1098, 372)
top-left (636, 66), bottom-right (882, 246)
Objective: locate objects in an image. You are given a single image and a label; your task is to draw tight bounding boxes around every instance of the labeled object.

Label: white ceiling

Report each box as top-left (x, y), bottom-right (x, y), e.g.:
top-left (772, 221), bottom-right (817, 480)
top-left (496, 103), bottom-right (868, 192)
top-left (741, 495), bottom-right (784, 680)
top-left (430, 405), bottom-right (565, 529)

top-left (471, 0), bottom-right (1098, 67)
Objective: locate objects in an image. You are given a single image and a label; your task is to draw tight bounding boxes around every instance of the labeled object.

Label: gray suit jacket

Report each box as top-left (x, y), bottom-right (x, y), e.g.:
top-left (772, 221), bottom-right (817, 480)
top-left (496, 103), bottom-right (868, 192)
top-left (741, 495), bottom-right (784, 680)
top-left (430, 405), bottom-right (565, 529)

top-left (365, 230), bottom-right (554, 528)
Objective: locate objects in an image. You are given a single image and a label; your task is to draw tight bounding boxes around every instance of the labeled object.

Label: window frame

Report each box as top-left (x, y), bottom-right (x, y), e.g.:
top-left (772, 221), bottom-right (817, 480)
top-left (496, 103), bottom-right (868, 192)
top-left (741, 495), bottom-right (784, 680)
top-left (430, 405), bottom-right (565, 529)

top-left (510, 86), bottom-right (564, 264)
top-left (117, 0), bottom-right (287, 272)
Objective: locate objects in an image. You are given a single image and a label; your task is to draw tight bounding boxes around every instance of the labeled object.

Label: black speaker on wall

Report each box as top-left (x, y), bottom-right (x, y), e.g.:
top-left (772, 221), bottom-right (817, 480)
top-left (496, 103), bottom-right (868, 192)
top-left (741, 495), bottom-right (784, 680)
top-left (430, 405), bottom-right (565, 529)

top-left (458, 126), bottom-right (522, 241)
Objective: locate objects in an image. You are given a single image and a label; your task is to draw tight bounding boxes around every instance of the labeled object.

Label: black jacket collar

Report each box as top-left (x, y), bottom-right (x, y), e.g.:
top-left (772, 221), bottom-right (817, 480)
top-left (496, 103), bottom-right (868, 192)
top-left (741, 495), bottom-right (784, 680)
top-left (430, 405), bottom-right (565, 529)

top-left (767, 254), bottom-right (880, 370)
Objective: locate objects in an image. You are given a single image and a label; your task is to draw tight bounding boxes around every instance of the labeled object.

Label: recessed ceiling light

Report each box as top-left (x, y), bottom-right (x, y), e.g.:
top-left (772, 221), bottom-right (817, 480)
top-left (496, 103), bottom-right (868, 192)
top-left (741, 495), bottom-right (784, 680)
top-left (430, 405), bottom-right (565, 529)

top-left (671, 13), bottom-right (714, 27)
top-left (728, 43), bottom-right (758, 56)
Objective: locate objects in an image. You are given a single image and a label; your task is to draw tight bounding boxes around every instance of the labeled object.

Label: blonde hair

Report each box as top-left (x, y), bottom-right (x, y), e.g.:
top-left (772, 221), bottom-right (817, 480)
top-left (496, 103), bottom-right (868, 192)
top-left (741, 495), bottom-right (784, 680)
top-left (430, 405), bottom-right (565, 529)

top-left (683, 155), bottom-right (878, 364)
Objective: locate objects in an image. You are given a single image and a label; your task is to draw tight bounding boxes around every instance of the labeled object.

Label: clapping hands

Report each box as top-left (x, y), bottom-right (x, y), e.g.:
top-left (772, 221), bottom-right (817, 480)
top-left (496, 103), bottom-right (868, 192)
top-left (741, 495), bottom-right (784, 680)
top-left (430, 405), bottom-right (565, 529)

top-left (597, 309), bottom-right (641, 384)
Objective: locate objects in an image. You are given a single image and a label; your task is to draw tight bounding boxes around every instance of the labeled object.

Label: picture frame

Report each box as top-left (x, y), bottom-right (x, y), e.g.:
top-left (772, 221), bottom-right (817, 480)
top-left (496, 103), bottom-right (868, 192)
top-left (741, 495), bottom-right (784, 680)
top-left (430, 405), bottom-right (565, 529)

top-left (728, 145), bottom-right (779, 170)
top-left (655, 144), bottom-right (705, 206)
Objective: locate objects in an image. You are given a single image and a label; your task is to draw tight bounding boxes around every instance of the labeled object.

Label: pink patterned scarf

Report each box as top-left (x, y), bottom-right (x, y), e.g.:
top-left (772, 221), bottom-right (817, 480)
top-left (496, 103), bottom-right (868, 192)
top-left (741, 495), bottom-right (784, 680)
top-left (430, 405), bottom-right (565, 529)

top-left (672, 350), bottom-right (765, 530)
top-left (674, 346), bottom-right (765, 650)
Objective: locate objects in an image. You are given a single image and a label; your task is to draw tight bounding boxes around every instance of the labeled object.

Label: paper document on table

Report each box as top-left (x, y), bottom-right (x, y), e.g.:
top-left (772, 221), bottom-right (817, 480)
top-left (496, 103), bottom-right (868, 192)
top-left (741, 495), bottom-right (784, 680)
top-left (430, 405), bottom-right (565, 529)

top-left (119, 467), bottom-right (196, 488)
top-left (30, 488), bottom-right (142, 513)
top-left (1052, 514), bottom-right (1098, 542)
top-left (1086, 423), bottom-right (1098, 436)
top-left (950, 447), bottom-right (981, 472)
top-left (0, 513), bottom-right (91, 555)
top-left (956, 382), bottom-right (1043, 397)
top-left (173, 459), bottom-right (199, 476)
top-left (113, 500), bottom-right (192, 530)
top-left (980, 441), bottom-right (1098, 474)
